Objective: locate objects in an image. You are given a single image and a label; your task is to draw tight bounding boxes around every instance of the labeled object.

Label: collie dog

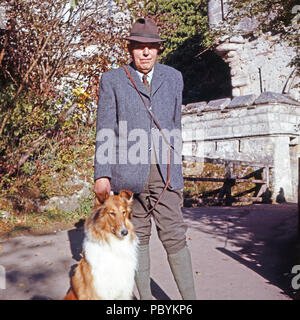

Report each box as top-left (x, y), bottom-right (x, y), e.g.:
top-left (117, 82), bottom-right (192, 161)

top-left (64, 190), bottom-right (138, 300)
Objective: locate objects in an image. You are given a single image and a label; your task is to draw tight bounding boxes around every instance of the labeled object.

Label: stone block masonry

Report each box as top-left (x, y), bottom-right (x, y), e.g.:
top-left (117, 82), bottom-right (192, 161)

top-left (181, 92), bottom-right (300, 202)
top-left (208, 0), bottom-right (299, 101)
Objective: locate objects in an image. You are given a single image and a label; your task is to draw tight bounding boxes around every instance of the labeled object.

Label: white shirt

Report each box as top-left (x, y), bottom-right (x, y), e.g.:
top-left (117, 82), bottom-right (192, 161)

top-left (136, 67), bottom-right (154, 84)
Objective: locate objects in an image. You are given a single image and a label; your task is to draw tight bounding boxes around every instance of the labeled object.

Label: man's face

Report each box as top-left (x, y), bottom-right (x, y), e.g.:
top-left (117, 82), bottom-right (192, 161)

top-left (128, 41), bottom-right (160, 74)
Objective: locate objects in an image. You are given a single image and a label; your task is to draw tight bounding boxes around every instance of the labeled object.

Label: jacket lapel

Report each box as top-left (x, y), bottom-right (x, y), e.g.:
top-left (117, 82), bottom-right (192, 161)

top-left (151, 62), bottom-right (164, 97)
top-left (125, 63), bottom-right (149, 98)
top-left (125, 62), bottom-right (164, 98)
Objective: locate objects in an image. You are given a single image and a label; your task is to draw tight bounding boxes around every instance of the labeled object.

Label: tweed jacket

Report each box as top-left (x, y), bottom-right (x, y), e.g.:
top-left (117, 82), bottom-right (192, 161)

top-left (94, 62), bottom-right (184, 193)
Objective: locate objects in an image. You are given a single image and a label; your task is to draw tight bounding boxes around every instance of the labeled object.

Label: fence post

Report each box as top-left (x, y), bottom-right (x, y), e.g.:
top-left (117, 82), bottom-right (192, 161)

top-left (225, 162), bottom-right (233, 206)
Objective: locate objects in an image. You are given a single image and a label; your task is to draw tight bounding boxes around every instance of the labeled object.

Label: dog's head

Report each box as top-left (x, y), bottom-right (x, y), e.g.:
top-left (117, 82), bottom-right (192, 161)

top-left (86, 190), bottom-right (134, 241)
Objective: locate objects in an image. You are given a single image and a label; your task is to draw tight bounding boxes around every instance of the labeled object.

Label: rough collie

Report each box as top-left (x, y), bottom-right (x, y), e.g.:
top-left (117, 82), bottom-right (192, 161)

top-left (64, 190), bottom-right (138, 300)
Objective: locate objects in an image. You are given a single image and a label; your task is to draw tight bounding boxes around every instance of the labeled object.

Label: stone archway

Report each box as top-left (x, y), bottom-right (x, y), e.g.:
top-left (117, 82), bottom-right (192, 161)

top-left (208, 0), bottom-right (300, 100)
top-left (163, 35), bottom-right (232, 104)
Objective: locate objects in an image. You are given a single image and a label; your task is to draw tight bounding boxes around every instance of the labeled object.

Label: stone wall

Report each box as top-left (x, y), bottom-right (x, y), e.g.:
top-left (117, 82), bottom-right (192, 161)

top-left (207, 0), bottom-right (299, 101)
top-left (181, 92), bottom-right (300, 202)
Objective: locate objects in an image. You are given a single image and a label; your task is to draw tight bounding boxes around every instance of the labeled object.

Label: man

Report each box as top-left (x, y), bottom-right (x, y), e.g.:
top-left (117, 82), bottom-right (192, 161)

top-left (94, 17), bottom-right (196, 300)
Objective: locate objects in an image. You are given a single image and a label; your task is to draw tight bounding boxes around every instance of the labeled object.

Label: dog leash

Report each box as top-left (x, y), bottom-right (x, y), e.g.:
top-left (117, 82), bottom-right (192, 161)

top-left (123, 66), bottom-right (172, 215)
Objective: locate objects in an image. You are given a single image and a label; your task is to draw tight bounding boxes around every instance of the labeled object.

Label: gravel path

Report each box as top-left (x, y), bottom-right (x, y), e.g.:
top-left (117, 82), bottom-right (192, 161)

top-left (0, 203), bottom-right (298, 300)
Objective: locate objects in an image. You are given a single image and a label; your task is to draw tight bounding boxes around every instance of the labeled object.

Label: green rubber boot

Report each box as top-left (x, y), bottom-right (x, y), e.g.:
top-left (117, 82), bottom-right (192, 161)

top-left (135, 244), bottom-right (153, 300)
top-left (167, 246), bottom-right (196, 300)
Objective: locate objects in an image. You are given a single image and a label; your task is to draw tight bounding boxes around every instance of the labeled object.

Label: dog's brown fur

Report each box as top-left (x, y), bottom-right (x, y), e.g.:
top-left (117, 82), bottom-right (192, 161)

top-left (63, 190), bottom-right (136, 300)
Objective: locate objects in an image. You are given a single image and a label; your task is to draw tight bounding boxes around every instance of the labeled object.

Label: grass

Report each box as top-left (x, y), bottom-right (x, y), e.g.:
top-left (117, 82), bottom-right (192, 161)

top-left (0, 194), bottom-right (94, 238)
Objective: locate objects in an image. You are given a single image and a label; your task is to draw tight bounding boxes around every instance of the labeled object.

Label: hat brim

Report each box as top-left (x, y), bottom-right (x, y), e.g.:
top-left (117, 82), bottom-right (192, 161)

top-left (124, 35), bottom-right (166, 43)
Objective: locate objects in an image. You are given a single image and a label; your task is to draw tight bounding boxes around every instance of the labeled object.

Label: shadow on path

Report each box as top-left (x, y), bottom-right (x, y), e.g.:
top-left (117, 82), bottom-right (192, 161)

top-left (182, 203), bottom-right (300, 300)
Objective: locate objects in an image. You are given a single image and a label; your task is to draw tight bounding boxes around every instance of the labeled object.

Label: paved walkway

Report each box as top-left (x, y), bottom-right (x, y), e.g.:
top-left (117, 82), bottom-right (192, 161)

top-left (0, 203), bottom-right (299, 300)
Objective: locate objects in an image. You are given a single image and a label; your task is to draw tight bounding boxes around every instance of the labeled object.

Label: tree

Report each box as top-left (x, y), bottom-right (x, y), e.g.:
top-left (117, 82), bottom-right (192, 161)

top-left (143, 0), bottom-right (209, 59)
top-left (0, 0), bottom-right (141, 182)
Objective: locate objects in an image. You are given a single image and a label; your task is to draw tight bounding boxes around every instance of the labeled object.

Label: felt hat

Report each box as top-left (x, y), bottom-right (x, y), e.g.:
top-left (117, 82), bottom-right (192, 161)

top-left (124, 17), bottom-right (166, 43)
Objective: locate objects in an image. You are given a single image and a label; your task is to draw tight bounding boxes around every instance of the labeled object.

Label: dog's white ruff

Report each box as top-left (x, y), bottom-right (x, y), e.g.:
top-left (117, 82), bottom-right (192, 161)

top-left (83, 233), bottom-right (138, 300)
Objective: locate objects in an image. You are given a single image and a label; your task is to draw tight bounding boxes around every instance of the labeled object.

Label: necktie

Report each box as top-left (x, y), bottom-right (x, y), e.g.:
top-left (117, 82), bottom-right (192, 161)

top-left (142, 74), bottom-right (151, 94)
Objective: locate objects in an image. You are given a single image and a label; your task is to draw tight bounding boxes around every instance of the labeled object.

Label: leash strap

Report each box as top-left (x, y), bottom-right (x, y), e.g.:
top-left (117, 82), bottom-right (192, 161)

top-left (123, 66), bottom-right (171, 215)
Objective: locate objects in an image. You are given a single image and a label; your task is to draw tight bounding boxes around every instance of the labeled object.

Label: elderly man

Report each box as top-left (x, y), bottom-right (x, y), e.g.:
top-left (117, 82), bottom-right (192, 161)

top-left (94, 17), bottom-right (196, 300)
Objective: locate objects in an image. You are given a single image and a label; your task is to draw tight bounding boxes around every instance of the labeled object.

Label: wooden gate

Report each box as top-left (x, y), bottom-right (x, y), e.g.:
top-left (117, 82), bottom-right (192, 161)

top-left (184, 158), bottom-right (271, 206)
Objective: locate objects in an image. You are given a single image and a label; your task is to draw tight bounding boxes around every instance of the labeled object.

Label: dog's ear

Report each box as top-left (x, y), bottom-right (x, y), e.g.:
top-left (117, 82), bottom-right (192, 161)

top-left (119, 190), bottom-right (133, 202)
top-left (95, 191), bottom-right (109, 206)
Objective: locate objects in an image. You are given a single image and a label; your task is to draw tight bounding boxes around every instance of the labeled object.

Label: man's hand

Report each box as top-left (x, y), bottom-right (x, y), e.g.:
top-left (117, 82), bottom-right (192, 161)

top-left (94, 177), bottom-right (111, 202)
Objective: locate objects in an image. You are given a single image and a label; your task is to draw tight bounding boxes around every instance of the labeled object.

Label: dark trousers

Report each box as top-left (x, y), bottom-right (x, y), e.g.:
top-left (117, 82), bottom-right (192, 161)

top-left (131, 164), bottom-right (187, 255)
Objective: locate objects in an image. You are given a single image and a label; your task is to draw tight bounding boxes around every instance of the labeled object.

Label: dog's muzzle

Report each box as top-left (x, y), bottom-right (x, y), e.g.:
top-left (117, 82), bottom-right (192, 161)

top-left (114, 221), bottom-right (128, 238)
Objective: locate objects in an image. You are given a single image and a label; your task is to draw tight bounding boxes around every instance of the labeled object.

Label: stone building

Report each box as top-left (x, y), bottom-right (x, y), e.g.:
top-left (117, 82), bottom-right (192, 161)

top-left (181, 93), bottom-right (300, 202)
top-left (181, 1), bottom-right (300, 203)
top-left (207, 0), bottom-right (299, 101)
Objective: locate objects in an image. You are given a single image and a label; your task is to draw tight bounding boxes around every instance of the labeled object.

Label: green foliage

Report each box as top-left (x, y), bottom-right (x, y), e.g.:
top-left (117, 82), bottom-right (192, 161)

top-left (143, 0), bottom-right (231, 103)
top-left (143, 0), bottom-right (299, 103)
top-left (144, 0), bottom-right (209, 60)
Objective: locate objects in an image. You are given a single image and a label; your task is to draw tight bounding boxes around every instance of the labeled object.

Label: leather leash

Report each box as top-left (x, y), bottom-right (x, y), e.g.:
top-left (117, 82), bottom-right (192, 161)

top-left (123, 66), bottom-right (171, 215)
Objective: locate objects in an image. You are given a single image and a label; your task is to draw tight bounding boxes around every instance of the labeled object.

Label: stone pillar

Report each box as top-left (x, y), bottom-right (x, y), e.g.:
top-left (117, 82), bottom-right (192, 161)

top-left (207, 0), bottom-right (223, 25)
top-left (271, 136), bottom-right (294, 202)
